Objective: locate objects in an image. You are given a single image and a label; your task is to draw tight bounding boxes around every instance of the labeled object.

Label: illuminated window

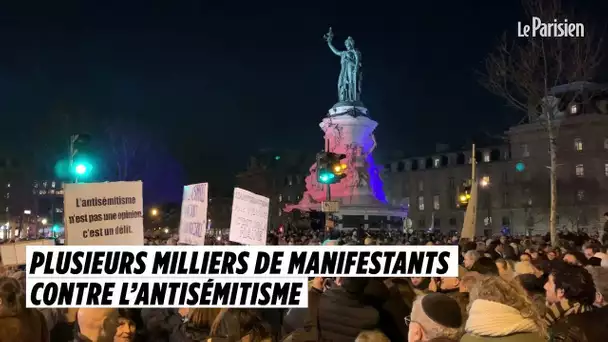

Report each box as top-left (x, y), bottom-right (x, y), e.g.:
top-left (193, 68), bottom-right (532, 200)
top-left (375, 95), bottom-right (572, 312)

top-left (4, 193), bottom-right (8, 199)
top-left (521, 144), bottom-right (529, 157)
top-left (434, 158), bottom-right (440, 168)
top-left (42, 181), bottom-right (47, 188)
top-left (433, 195), bottom-right (440, 210)
top-left (604, 138), bottom-right (608, 150)
top-left (51, 181), bottom-right (56, 188)
top-left (571, 104), bottom-right (578, 114)
top-left (278, 194), bottom-right (282, 202)
top-left (483, 152), bottom-right (490, 162)
top-left (5, 183), bottom-right (9, 188)
top-left (605, 163), bottom-right (608, 176)
top-left (577, 190), bottom-right (585, 201)
top-left (574, 138), bottom-right (583, 151)
top-left (402, 197), bottom-right (410, 208)
top-left (575, 164), bottom-right (584, 177)
top-left (418, 196), bottom-right (425, 211)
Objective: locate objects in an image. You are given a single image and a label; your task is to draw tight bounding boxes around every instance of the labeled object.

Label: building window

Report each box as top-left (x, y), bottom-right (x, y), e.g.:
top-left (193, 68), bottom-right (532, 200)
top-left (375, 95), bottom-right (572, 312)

top-left (575, 164), bottom-right (584, 177)
top-left (418, 180), bottom-right (424, 192)
top-left (502, 216), bottom-right (511, 226)
top-left (449, 217), bottom-right (457, 226)
top-left (418, 218), bottom-right (426, 228)
top-left (574, 138), bottom-right (583, 151)
top-left (433, 158), bottom-right (440, 168)
top-left (433, 217), bottom-right (440, 228)
top-left (278, 194), bottom-right (282, 202)
top-left (33, 182), bottom-right (38, 188)
top-left (50, 181), bottom-right (55, 188)
top-left (42, 181), bottom-right (47, 188)
top-left (4, 207), bottom-right (7, 212)
top-left (419, 159), bottom-right (425, 170)
top-left (418, 196), bottom-right (425, 211)
top-left (605, 163), bottom-right (608, 177)
top-left (604, 138), bottom-right (608, 150)
top-left (522, 144), bottom-right (529, 157)
top-left (502, 191), bottom-right (510, 207)
top-left (402, 197), bottom-right (410, 208)
top-left (5, 183), bottom-right (9, 188)
top-left (577, 190), bottom-right (585, 201)
top-left (570, 104), bottom-right (578, 114)
top-left (433, 195), bottom-right (440, 210)
top-left (4, 193), bottom-right (8, 199)
top-left (483, 152), bottom-right (490, 162)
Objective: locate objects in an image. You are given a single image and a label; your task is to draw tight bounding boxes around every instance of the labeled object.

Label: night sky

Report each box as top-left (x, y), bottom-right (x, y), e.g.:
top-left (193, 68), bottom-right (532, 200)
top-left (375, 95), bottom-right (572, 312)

top-left (0, 0), bottom-right (602, 198)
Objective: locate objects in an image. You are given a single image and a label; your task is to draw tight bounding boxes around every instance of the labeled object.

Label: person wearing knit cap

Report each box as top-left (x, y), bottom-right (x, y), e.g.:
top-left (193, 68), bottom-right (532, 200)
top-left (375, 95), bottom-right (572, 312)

top-left (407, 293), bottom-right (462, 341)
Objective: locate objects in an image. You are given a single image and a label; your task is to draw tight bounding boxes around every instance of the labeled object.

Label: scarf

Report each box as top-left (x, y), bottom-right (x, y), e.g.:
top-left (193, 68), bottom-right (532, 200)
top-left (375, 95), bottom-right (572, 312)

top-left (466, 299), bottom-right (540, 337)
top-left (544, 299), bottom-right (593, 326)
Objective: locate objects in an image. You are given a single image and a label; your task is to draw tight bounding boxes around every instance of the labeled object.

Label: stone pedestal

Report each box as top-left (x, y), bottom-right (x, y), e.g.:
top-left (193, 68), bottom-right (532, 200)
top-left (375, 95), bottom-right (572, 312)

top-left (285, 103), bottom-right (406, 228)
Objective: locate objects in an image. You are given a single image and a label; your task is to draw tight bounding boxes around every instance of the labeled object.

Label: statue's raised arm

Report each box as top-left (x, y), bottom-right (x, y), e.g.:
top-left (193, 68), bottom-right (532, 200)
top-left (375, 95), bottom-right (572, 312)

top-left (323, 27), bottom-right (342, 56)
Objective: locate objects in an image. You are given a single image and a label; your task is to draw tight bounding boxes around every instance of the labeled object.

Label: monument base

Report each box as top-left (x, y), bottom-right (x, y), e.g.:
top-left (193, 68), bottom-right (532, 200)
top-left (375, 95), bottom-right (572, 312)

top-left (284, 103), bottom-right (407, 229)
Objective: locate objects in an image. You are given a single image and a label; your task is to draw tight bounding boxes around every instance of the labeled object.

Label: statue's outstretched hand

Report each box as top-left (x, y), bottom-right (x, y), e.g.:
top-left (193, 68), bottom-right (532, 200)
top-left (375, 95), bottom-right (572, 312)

top-left (323, 27), bottom-right (334, 42)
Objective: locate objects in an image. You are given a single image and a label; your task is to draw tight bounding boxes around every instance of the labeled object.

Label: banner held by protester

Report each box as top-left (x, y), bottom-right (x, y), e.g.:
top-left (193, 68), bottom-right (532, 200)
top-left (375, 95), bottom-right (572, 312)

top-left (229, 188), bottom-right (269, 246)
top-left (64, 181), bottom-right (144, 245)
top-left (178, 182), bottom-right (209, 245)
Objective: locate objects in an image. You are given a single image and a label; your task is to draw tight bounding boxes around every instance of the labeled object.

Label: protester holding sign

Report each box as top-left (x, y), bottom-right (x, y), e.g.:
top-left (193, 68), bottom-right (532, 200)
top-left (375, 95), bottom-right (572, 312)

top-left (63, 182), bottom-right (144, 246)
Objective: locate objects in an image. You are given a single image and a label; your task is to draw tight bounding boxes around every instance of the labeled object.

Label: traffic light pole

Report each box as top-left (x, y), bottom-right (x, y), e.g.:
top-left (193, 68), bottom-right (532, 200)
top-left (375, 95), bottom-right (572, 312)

top-left (325, 138), bottom-right (332, 201)
top-left (69, 134), bottom-right (77, 183)
top-left (325, 139), bottom-right (332, 231)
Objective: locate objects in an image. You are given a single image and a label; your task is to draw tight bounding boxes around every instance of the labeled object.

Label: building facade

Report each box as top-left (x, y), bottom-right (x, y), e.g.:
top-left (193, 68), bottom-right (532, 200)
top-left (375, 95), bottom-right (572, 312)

top-left (384, 83), bottom-right (608, 236)
top-left (236, 149), bottom-right (314, 229)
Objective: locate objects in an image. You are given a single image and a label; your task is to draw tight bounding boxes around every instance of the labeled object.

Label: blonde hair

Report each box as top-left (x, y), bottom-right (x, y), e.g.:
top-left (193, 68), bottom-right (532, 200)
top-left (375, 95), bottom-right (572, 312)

top-left (514, 261), bottom-right (539, 276)
top-left (469, 276), bottom-right (547, 338)
top-left (496, 259), bottom-right (515, 281)
top-left (356, 330), bottom-right (390, 342)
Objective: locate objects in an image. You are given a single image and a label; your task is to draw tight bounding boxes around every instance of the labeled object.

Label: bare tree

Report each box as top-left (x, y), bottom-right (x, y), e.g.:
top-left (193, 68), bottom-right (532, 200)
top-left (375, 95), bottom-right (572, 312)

top-left (104, 122), bottom-right (152, 181)
top-left (481, 0), bottom-right (604, 246)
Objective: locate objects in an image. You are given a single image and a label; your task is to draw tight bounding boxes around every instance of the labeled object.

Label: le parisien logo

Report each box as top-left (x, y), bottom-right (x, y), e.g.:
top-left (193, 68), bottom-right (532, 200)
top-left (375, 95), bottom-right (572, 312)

top-left (517, 17), bottom-right (585, 38)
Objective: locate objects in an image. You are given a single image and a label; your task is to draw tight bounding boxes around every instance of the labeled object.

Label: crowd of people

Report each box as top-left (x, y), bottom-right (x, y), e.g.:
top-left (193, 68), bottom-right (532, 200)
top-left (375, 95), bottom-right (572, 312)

top-left (1, 227), bottom-right (608, 341)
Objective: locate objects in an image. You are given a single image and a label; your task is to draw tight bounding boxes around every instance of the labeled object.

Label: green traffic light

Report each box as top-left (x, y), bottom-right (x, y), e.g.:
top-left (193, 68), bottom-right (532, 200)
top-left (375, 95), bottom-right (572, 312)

top-left (72, 160), bottom-right (93, 178)
top-left (75, 164), bottom-right (87, 175)
top-left (318, 172), bottom-right (335, 184)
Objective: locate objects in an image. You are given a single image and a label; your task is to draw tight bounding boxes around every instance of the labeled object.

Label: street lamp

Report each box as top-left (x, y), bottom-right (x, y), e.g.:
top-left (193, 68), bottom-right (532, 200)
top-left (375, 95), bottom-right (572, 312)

top-left (41, 218), bottom-right (48, 225)
top-left (480, 176), bottom-right (490, 188)
top-left (151, 208), bottom-right (159, 216)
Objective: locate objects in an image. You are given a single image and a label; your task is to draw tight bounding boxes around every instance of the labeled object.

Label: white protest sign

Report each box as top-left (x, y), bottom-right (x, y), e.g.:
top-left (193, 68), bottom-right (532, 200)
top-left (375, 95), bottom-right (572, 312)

top-left (64, 181), bottom-right (144, 246)
top-left (1, 240), bottom-right (55, 266)
top-left (229, 188), bottom-right (269, 246)
top-left (178, 183), bottom-right (209, 245)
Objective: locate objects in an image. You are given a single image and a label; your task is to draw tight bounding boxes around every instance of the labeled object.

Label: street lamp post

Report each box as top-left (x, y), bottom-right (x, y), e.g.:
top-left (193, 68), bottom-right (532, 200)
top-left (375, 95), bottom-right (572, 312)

top-left (480, 176), bottom-right (492, 234)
